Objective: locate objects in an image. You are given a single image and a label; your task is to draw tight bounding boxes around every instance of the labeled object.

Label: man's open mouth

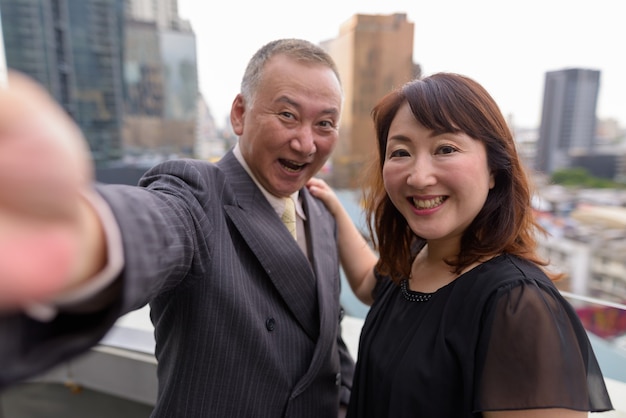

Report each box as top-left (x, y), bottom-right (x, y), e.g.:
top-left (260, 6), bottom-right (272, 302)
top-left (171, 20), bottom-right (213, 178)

top-left (280, 159), bottom-right (306, 172)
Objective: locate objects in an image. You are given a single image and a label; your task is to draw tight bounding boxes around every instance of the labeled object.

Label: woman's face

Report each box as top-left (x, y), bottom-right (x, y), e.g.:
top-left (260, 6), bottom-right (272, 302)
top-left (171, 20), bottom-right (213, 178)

top-left (382, 102), bottom-right (494, 251)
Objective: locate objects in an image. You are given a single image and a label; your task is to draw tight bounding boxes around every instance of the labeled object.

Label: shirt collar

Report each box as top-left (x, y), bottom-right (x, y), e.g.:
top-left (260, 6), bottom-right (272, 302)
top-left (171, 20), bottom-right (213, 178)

top-left (233, 143), bottom-right (305, 219)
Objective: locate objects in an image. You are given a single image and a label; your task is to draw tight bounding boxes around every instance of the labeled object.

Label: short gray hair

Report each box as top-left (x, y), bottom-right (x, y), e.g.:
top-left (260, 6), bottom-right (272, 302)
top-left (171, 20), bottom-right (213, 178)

top-left (240, 38), bottom-right (342, 108)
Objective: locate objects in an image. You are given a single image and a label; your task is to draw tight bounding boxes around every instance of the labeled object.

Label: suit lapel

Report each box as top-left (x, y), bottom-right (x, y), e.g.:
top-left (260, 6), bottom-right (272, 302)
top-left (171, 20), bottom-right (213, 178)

top-left (302, 187), bottom-right (338, 335)
top-left (301, 188), bottom-right (340, 361)
top-left (218, 153), bottom-right (320, 340)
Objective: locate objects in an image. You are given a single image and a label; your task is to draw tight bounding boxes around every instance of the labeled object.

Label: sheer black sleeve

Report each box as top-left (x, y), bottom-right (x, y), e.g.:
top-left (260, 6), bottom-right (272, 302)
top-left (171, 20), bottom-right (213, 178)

top-left (475, 279), bottom-right (613, 412)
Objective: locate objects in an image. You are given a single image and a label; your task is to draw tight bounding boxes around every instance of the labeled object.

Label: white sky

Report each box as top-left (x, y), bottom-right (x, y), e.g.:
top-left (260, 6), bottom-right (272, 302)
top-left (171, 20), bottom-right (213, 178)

top-left (178, 0), bottom-right (625, 130)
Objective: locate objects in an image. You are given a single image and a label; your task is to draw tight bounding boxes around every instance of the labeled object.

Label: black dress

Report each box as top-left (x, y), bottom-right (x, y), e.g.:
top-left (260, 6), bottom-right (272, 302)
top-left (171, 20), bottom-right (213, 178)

top-left (346, 254), bottom-right (613, 417)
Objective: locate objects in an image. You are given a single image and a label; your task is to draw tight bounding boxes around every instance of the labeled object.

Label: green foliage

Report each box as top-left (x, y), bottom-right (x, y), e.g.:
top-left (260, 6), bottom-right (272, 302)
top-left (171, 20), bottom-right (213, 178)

top-left (551, 168), bottom-right (626, 189)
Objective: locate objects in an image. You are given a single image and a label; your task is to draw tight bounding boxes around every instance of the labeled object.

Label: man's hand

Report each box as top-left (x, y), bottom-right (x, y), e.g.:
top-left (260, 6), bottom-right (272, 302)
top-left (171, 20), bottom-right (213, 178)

top-left (0, 71), bottom-right (101, 310)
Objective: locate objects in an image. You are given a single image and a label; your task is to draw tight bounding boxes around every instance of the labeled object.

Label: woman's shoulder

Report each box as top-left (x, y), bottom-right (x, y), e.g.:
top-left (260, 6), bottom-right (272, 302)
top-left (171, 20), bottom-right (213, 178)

top-left (372, 270), bottom-right (397, 300)
top-left (450, 253), bottom-right (557, 309)
top-left (474, 253), bottom-right (552, 287)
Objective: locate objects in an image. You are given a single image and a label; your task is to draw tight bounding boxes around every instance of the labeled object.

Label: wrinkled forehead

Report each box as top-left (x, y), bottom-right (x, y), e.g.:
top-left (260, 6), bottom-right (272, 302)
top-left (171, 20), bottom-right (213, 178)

top-left (260, 57), bottom-right (342, 106)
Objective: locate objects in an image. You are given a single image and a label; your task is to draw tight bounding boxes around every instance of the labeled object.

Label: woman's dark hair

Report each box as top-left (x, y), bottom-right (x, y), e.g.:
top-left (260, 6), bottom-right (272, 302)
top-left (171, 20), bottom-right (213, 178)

top-left (362, 72), bottom-right (556, 283)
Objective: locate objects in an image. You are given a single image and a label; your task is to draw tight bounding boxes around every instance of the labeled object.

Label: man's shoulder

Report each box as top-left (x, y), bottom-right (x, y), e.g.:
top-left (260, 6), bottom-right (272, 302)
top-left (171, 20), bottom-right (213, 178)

top-left (140, 157), bottom-right (233, 186)
top-left (302, 187), bottom-right (333, 220)
top-left (151, 157), bottom-right (219, 172)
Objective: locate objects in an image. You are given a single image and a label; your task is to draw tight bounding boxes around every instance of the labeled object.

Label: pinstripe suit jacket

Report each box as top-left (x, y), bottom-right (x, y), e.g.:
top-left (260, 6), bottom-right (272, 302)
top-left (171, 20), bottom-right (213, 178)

top-left (0, 150), bottom-right (354, 417)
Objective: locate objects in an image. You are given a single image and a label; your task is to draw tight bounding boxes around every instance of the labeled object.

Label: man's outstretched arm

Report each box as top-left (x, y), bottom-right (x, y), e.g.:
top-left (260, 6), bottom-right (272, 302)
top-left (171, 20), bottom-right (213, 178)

top-left (0, 71), bottom-right (107, 312)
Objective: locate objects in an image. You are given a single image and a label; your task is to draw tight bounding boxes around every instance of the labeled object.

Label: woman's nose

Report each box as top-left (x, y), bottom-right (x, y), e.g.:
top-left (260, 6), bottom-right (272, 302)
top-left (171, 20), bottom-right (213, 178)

top-left (406, 158), bottom-right (436, 188)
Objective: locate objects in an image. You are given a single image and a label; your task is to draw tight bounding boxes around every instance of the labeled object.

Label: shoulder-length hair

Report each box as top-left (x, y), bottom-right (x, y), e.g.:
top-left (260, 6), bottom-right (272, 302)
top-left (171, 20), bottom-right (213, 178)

top-left (362, 72), bottom-right (556, 283)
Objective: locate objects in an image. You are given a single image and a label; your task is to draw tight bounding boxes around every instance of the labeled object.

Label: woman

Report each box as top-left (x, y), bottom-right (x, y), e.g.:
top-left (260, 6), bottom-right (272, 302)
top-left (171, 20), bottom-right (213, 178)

top-left (307, 73), bottom-right (613, 417)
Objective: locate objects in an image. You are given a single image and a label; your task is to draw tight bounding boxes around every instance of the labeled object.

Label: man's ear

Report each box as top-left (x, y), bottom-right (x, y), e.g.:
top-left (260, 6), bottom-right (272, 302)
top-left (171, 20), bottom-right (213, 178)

top-left (230, 94), bottom-right (245, 136)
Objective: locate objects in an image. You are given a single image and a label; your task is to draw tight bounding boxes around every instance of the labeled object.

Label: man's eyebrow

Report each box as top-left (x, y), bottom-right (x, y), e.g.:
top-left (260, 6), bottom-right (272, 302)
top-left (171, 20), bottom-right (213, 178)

top-left (276, 95), bottom-right (339, 118)
top-left (320, 107), bottom-right (340, 118)
top-left (276, 95), bottom-right (299, 108)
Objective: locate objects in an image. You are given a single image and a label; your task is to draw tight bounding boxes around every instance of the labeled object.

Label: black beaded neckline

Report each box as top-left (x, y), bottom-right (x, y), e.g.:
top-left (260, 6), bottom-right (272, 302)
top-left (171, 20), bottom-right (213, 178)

top-left (400, 279), bottom-right (434, 302)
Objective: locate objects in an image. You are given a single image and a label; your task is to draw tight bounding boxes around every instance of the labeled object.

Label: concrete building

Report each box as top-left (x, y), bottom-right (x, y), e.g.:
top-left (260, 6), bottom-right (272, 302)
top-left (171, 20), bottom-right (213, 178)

top-left (122, 19), bottom-right (164, 153)
top-left (194, 93), bottom-right (222, 162)
top-left (322, 13), bottom-right (419, 188)
top-left (535, 188), bottom-right (626, 305)
top-left (124, 0), bottom-right (190, 31)
top-left (535, 68), bottom-right (601, 175)
top-left (123, 0), bottom-right (199, 158)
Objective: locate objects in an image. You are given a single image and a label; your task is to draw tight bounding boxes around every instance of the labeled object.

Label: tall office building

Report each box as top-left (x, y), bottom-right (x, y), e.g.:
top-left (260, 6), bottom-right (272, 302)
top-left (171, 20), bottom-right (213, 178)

top-left (122, 18), bottom-right (164, 152)
top-left (322, 13), bottom-right (419, 188)
top-left (124, 0), bottom-right (189, 30)
top-left (0, 0), bottom-right (126, 163)
top-left (194, 93), bottom-right (222, 162)
top-left (0, 0), bottom-right (67, 108)
top-left (535, 68), bottom-right (601, 175)
top-left (124, 0), bottom-right (198, 157)
top-left (69, 0), bottom-right (126, 162)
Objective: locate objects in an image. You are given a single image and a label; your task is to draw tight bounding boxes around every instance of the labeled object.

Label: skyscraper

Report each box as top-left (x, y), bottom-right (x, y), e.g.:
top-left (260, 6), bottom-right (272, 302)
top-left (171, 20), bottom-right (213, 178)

top-left (0, 0), bottom-right (126, 163)
top-left (535, 68), bottom-right (601, 175)
top-left (322, 13), bottom-right (419, 188)
top-left (124, 0), bottom-right (185, 30)
top-left (124, 0), bottom-right (198, 157)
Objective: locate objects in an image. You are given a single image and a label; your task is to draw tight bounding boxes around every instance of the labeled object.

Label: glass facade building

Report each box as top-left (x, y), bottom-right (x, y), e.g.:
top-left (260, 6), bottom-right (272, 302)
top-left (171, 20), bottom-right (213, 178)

top-left (0, 0), bottom-right (126, 163)
top-left (535, 68), bottom-right (601, 174)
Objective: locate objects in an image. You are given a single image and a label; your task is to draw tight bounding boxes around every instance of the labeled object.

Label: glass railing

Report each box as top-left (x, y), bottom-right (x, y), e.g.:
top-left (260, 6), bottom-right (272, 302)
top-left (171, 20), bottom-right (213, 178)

top-left (560, 291), bottom-right (626, 380)
top-left (558, 291), bottom-right (626, 416)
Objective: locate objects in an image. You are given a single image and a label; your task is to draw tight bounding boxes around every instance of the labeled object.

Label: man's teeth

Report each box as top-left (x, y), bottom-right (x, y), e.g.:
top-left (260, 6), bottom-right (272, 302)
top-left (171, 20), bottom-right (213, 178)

top-left (412, 196), bottom-right (445, 209)
top-left (282, 160), bottom-right (305, 171)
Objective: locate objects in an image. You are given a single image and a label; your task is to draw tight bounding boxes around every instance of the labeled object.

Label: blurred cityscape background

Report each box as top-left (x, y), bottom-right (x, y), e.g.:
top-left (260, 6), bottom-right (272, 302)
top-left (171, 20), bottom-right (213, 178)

top-left (1, 0), bottom-right (625, 416)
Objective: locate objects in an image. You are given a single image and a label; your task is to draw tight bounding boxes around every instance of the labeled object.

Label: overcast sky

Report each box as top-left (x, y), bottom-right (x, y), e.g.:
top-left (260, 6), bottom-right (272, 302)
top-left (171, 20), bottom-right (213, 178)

top-left (178, 0), bottom-right (625, 130)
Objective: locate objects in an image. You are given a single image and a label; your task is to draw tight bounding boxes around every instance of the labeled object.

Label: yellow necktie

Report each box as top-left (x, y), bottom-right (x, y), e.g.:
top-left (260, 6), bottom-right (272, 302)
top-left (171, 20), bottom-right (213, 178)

top-left (281, 197), bottom-right (297, 240)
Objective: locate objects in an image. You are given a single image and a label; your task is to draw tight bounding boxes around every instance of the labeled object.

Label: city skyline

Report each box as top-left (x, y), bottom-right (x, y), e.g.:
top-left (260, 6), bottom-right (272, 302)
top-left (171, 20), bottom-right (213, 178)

top-left (179, 0), bottom-right (625, 130)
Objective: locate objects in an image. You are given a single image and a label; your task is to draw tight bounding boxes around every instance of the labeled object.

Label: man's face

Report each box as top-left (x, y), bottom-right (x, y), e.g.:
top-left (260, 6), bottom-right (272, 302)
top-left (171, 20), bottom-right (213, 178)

top-left (231, 55), bottom-right (342, 198)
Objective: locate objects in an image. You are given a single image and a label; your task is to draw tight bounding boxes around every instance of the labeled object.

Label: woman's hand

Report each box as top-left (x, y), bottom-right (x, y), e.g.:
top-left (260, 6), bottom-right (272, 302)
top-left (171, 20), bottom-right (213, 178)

top-left (307, 177), bottom-right (343, 216)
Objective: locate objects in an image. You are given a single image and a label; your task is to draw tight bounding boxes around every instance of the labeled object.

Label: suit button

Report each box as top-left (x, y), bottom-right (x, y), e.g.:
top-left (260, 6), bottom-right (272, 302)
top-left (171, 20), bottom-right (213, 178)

top-left (265, 317), bottom-right (276, 331)
top-left (335, 372), bottom-right (341, 386)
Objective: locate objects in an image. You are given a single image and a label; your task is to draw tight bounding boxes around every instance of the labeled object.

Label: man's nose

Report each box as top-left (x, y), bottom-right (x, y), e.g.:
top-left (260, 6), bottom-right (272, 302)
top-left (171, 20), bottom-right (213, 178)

top-left (290, 126), bottom-right (317, 156)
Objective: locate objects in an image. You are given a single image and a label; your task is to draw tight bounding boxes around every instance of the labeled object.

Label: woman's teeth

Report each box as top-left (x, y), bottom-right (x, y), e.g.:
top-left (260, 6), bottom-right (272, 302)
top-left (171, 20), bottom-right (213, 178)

top-left (412, 196), bottom-right (445, 209)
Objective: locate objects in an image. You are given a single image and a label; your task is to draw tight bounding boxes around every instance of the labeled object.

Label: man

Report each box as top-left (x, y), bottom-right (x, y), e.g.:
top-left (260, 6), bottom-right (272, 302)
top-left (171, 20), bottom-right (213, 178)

top-left (0, 38), bottom-right (354, 417)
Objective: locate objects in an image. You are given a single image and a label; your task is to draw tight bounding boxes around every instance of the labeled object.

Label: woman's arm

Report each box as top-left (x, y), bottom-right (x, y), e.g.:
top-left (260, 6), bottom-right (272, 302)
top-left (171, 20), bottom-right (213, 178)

top-left (307, 178), bottom-right (377, 305)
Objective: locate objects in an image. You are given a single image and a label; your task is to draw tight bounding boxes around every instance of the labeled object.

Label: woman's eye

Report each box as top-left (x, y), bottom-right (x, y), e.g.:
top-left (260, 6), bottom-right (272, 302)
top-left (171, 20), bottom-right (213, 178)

top-left (437, 145), bottom-right (457, 155)
top-left (389, 149), bottom-right (410, 158)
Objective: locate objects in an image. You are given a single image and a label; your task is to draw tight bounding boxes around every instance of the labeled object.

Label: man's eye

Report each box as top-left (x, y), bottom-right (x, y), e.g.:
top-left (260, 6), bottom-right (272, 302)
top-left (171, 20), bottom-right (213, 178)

top-left (280, 112), bottom-right (295, 119)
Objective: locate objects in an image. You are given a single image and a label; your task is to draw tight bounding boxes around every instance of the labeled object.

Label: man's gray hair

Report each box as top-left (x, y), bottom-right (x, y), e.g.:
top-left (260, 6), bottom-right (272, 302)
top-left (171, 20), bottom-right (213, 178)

top-left (240, 38), bottom-right (342, 108)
